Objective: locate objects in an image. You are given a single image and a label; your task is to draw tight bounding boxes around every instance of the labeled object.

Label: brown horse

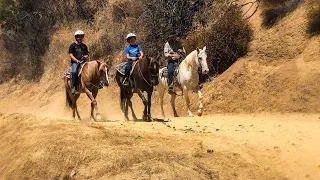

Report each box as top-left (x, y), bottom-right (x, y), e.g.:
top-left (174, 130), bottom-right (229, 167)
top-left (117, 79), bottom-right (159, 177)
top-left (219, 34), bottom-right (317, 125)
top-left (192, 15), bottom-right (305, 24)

top-left (65, 60), bottom-right (110, 121)
top-left (116, 56), bottom-right (160, 121)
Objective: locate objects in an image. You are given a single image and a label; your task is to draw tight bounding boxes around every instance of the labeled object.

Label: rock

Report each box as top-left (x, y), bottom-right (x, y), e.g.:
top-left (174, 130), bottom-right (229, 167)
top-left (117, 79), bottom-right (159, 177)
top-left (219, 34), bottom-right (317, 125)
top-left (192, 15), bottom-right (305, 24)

top-left (70, 169), bottom-right (77, 177)
top-left (207, 149), bottom-right (214, 153)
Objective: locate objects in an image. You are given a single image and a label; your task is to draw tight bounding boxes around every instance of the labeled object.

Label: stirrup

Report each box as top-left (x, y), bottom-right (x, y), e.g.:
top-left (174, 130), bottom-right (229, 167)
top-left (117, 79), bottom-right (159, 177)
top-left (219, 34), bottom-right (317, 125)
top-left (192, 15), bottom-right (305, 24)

top-left (168, 86), bottom-right (175, 95)
top-left (123, 77), bottom-right (129, 86)
top-left (71, 87), bottom-right (79, 95)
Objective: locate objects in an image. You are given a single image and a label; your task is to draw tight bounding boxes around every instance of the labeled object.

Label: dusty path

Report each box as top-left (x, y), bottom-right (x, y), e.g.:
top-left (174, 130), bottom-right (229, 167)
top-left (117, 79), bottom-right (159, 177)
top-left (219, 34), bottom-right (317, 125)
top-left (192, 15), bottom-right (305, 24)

top-left (0, 84), bottom-right (319, 179)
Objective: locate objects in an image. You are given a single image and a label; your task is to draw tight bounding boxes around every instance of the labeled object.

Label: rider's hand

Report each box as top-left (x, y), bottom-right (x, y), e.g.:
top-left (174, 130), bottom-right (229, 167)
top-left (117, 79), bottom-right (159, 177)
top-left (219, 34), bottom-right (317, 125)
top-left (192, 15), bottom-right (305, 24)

top-left (131, 57), bottom-right (137, 61)
top-left (173, 53), bottom-right (181, 59)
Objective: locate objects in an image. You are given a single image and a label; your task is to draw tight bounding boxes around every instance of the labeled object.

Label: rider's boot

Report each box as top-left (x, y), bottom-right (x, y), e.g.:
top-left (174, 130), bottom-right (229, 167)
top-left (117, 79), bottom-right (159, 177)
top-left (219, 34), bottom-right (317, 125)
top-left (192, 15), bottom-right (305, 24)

top-left (71, 73), bottom-right (79, 95)
top-left (120, 76), bottom-right (129, 87)
top-left (168, 83), bottom-right (175, 94)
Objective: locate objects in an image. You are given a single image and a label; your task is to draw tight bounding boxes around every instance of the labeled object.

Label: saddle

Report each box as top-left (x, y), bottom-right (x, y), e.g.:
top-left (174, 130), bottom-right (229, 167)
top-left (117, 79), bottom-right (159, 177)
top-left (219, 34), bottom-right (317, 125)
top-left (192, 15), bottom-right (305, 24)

top-left (161, 63), bottom-right (180, 85)
top-left (115, 61), bottom-right (138, 76)
top-left (63, 62), bottom-right (87, 79)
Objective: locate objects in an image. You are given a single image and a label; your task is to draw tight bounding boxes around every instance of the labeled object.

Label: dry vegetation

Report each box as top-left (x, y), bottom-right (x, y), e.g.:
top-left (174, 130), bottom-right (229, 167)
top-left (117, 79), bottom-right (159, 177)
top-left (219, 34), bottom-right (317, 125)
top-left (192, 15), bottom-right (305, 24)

top-left (0, 114), bottom-right (286, 179)
top-left (260, 0), bottom-right (303, 28)
top-left (307, 0), bottom-right (320, 35)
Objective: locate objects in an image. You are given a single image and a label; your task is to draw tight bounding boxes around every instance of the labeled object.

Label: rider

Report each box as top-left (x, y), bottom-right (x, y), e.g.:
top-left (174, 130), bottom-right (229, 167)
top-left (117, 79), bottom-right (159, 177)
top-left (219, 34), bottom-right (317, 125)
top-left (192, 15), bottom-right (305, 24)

top-left (122, 33), bottom-right (144, 86)
top-left (68, 30), bottom-right (89, 95)
top-left (164, 33), bottom-right (186, 94)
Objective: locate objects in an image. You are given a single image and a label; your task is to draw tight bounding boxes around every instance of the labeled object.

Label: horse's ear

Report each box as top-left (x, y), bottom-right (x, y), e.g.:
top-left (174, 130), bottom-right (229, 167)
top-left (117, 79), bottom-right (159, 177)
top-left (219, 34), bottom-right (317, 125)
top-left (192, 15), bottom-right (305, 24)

top-left (196, 47), bottom-right (200, 54)
top-left (203, 46), bottom-right (207, 52)
top-left (97, 60), bottom-right (103, 71)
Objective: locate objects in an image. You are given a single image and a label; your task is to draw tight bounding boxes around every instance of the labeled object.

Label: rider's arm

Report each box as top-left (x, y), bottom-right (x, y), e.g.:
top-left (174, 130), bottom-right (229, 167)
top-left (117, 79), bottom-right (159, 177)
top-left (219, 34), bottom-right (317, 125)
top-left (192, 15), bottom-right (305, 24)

top-left (139, 51), bottom-right (144, 59)
top-left (138, 45), bottom-right (144, 59)
top-left (83, 44), bottom-right (89, 60)
top-left (164, 42), bottom-right (174, 59)
top-left (69, 53), bottom-right (80, 63)
top-left (124, 46), bottom-right (136, 61)
top-left (68, 44), bottom-right (80, 63)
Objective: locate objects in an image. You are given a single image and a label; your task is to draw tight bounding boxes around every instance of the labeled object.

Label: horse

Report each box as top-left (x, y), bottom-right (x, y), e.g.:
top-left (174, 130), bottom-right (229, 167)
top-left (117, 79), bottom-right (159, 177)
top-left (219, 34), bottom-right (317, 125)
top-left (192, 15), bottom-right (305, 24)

top-left (157, 46), bottom-right (209, 118)
top-left (115, 56), bottom-right (160, 121)
top-left (64, 60), bottom-right (110, 121)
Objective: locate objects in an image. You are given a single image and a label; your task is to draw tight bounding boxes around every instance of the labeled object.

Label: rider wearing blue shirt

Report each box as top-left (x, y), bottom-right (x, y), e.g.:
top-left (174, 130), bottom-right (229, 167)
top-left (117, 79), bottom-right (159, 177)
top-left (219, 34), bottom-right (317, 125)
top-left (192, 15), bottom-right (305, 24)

top-left (122, 33), bottom-right (144, 86)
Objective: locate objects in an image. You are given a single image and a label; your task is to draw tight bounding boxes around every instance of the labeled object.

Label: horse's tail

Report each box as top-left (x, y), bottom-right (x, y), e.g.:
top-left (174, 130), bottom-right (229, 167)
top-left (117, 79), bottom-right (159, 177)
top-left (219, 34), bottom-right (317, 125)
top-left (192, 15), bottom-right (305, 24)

top-left (120, 89), bottom-right (126, 113)
top-left (66, 90), bottom-right (73, 108)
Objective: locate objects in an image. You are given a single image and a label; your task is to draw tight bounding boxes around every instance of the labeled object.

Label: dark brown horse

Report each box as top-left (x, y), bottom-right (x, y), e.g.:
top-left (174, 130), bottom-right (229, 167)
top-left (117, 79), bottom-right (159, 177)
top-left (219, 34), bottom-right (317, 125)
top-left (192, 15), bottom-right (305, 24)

top-left (116, 56), bottom-right (160, 121)
top-left (65, 60), bottom-right (110, 121)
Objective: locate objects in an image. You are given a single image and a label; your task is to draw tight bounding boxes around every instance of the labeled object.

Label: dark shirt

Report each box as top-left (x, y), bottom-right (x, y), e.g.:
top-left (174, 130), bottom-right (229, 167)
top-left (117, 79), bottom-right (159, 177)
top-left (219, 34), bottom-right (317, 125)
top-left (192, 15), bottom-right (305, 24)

top-left (68, 42), bottom-right (89, 63)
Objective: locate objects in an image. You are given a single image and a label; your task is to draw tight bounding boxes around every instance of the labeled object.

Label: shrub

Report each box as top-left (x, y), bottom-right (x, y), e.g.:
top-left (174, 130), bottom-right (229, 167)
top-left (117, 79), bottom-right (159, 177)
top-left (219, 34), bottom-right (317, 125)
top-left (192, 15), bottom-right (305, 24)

top-left (0, 0), bottom-right (104, 82)
top-left (260, 0), bottom-right (303, 28)
top-left (307, 0), bottom-right (320, 35)
top-left (183, 4), bottom-right (253, 76)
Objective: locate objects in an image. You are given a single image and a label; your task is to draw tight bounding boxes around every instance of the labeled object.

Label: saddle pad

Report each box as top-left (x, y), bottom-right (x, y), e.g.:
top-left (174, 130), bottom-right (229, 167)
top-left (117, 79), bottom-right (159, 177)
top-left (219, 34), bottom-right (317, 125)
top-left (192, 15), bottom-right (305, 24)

top-left (115, 61), bottom-right (138, 76)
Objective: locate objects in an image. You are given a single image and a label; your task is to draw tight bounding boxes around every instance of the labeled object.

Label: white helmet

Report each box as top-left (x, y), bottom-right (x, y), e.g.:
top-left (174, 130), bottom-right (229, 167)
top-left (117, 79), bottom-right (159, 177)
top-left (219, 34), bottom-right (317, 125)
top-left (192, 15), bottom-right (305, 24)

top-left (74, 30), bottom-right (85, 37)
top-left (126, 33), bottom-right (136, 40)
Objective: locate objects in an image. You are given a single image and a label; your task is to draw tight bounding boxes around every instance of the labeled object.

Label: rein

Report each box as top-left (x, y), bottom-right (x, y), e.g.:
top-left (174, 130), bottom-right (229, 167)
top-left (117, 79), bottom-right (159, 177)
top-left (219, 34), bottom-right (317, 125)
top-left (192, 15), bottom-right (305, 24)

top-left (137, 60), bottom-right (154, 87)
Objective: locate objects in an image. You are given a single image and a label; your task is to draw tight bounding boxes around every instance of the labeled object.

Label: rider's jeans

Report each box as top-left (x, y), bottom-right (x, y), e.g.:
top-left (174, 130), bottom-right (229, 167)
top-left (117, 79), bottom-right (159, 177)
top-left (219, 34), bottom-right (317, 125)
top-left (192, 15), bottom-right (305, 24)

top-left (125, 60), bottom-right (133, 78)
top-left (71, 62), bottom-right (78, 86)
top-left (168, 61), bottom-right (175, 86)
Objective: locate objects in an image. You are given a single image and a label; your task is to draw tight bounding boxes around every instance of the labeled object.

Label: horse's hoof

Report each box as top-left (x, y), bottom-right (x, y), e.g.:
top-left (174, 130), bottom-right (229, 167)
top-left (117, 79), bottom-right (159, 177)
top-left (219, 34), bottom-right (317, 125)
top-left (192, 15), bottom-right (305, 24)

top-left (124, 116), bottom-right (129, 121)
top-left (147, 116), bottom-right (153, 122)
top-left (142, 116), bottom-right (148, 121)
top-left (91, 117), bottom-right (95, 121)
top-left (198, 110), bottom-right (202, 117)
top-left (174, 114), bottom-right (179, 117)
top-left (188, 114), bottom-right (194, 117)
top-left (96, 115), bottom-right (102, 121)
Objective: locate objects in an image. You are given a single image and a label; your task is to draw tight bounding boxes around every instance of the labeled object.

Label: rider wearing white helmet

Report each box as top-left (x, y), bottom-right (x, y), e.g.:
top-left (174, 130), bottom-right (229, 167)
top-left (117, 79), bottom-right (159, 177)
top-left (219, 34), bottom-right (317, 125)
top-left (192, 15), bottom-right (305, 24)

top-left (68, 30), bottom-right (89, 95)
top-left (122, 33), bottom-right (144, 86)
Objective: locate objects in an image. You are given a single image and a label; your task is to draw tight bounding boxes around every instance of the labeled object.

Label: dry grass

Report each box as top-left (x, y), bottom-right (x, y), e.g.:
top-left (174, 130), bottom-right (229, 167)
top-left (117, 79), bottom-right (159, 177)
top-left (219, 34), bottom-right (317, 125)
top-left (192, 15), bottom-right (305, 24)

top-left (0, 113), bottom-right (286, 179)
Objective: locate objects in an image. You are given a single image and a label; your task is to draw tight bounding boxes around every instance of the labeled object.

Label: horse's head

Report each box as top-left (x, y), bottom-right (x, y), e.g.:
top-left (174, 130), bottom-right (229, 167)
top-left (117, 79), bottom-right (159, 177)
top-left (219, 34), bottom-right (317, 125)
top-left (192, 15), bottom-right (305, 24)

top-left (146, 56), bottom-right (160, 86)
top-left (97, 60), bottom-right (110, 87)
top-left (196, 46), bottom-right (209, 74)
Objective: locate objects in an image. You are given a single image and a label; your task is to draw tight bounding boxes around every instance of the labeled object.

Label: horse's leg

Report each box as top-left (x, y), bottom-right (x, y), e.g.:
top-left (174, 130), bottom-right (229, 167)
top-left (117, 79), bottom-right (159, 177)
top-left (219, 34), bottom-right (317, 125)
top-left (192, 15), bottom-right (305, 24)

top-left (83, 87), bottom-right (97, 121)
top-left (170, 94), bottom-right (179, 117)
top-left (124, 97), bottom-right (129, 121)
top-left (75, 103), bottom-right (81, 120)
top-left (159, 88), bottom-right (166, 118)
top-left (197, 89), bottom-right (204, 116)
top-left (92, 90), bottom-right (102, 121)
top-left (127, 98), bottom-right (137, 121)
top-left (72, 101), bottom-right (76, 119)
top-left (183, 87), bottom-right (193, 117)
top-left (136, 89), bottom-right (148, 120)
top-left (147, 92), bottom-right (153, 122)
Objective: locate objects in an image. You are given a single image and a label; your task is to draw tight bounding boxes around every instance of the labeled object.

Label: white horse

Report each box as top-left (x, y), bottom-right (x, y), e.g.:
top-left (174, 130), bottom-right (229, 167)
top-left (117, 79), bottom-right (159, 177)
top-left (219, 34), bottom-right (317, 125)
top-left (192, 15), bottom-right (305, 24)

top-left (157, 46), bottom-right (209, 118)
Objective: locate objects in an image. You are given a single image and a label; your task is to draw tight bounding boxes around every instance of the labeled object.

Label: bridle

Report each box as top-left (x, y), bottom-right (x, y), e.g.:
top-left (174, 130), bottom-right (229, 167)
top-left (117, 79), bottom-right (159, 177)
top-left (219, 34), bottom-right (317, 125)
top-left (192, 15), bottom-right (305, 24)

top-left (137, 59), bottom-right (159, 87)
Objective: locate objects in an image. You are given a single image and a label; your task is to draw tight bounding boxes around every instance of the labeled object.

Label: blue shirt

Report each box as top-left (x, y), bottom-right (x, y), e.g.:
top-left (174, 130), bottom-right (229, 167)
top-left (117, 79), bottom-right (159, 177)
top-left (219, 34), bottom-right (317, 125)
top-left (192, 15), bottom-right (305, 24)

top-left (124, 45), bottom-right (142, 57)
